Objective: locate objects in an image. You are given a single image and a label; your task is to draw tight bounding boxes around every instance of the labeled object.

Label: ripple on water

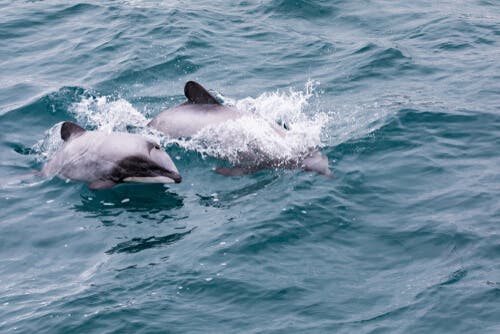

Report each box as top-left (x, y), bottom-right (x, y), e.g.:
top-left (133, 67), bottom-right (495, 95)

top-left (1, 0), bottom-right (500, 333)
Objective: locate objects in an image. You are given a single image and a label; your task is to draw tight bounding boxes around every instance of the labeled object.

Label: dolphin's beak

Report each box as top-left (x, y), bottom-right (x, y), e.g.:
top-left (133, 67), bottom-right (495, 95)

top-left (117, 156), bottom-right (182, 185)
top-left (163, 170), bottom-right (182, 183)
top-left (122, 169), bottom-right (182, 185)
top-left (122, 172), bottom-right (182, 185)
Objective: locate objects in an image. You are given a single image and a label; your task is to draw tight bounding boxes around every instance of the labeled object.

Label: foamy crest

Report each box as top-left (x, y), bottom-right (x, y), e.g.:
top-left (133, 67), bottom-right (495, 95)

top-left (234, 79), bottom-right (318, 126)
top-left (174, 81), bottom-right (329, 164)
top-left (70, 96), bottom-right (149, 133)
top-left (121, 0), bottom-right (177, 9)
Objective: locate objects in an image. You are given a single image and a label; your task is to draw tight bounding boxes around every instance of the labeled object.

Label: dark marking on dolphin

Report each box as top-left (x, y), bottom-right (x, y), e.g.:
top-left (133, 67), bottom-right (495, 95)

top-left (111, 156), bottom-right (182, 184)
top-left (184, 80), bottom-right (220, 105)
top-left (61, 121), bottom-right (85, 141)
top-left (42, 121), bottom-right (182, 189)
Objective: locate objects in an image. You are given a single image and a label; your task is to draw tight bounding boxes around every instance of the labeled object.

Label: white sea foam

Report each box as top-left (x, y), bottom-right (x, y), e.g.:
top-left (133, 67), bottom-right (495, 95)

top-left (70, 96), bottom-right (149, 133)
top-left (32, 95), bottom-right (161, 161)
top-left (32, 81), bottom-right (395, 164)
top-left (172, 81), bottom-right (329, 164)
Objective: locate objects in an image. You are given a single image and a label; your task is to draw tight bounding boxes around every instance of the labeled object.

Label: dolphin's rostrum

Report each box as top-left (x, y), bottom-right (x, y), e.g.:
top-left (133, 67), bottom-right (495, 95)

top-left (42, 122), bottom-right (181, 189)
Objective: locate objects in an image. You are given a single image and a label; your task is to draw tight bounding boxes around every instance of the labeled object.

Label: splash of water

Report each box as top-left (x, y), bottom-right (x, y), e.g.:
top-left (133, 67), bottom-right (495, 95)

top-left (70, 95), bottom-right (149, 132)
top-left (31, 123), bottom-right (64, 163)
top-left (31, 95), bottom-right (158, 162)
top-left (32, 81), bottom-right (395, 165)
top-left (175, 81), bottom-right (329, 164)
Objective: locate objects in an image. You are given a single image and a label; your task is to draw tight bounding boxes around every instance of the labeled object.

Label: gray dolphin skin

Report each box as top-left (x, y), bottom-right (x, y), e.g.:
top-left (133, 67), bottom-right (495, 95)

top-left (42, 122), bottom-right (181, 189)
top-left (148, 81), bottom-right (332, 176)
top-left (148, 81), bottom-right (245, 139)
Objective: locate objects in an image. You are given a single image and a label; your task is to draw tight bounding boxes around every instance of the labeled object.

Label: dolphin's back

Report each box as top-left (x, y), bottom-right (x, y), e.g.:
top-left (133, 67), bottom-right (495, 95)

top-left (149, 104), bottom-right (241, 138)
top-left (149, 80), bottom-right (244, 138)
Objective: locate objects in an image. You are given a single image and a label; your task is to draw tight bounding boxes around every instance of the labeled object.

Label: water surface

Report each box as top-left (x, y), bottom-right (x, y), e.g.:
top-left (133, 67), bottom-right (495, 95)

top-left (1, 1), bottom-right (500, 333)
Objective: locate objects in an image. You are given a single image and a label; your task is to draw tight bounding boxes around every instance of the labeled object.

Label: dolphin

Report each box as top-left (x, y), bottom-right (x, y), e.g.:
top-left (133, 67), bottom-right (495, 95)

top-left (42, 121), bottom-right (181, 189)
top-left (148, 81), bottom-right (331, 176)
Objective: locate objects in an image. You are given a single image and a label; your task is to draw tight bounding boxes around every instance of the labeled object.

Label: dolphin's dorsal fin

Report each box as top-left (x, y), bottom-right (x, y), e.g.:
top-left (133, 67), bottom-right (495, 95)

top-left (184, 81), bottom-right (220, 105)
top-left (61, 121), bottom-right (86, 141)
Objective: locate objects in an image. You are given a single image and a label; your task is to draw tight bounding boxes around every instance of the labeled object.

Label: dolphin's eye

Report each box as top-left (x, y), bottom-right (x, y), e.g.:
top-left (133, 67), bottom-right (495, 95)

top-left (148, 142), bottom-right (161, 152)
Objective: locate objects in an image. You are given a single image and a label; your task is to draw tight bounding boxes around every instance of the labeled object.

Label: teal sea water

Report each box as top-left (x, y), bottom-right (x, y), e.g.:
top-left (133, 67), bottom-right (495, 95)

top-left (1, 1), bottom-right (500, 332)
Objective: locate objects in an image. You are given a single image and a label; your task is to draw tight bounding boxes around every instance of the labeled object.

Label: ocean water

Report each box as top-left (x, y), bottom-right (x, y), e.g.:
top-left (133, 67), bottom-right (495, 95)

top-left (1, 0), bottom-right (500, 333)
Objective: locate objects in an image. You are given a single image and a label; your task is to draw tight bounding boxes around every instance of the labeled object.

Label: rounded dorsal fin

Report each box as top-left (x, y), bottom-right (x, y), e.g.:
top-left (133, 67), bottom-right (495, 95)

top-left (61, 121), bottom-right (86, 141)
top-left (184, 81), bottom-right (220, 105)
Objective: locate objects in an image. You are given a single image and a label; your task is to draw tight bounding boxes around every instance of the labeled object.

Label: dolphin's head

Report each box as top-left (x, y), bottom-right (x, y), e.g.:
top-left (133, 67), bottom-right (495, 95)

top-left (52, 122), bottom-right (182, 190)
top-left (117, 139), bottom-right (182, 185)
